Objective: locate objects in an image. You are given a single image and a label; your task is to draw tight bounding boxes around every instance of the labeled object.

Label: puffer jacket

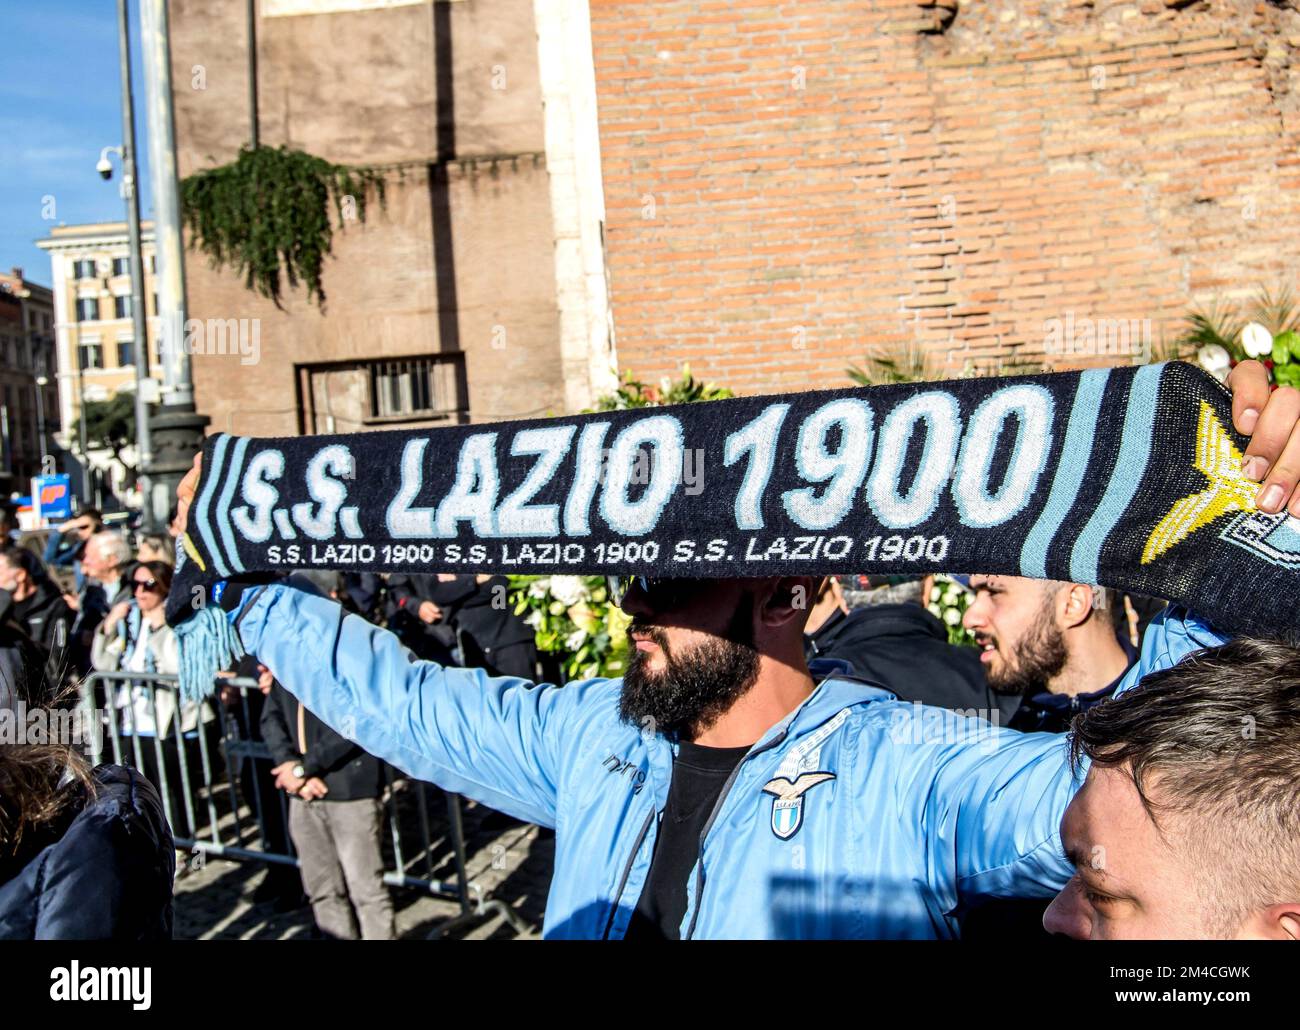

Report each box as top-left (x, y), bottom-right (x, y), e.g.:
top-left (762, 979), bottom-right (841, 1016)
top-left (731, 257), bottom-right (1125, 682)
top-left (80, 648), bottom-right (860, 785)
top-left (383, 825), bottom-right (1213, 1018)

top-left (0, 764), bottom-right (174, 939)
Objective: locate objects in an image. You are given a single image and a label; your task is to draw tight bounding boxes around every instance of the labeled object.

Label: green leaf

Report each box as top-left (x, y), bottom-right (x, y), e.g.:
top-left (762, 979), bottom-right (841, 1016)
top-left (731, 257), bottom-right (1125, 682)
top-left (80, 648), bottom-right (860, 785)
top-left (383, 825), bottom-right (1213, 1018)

top-left (1274, 362), bottom-right (1300, 388)
top-left (181, 145), bottom-right (387, 309)
top-left (1277, 330), bottom-right (1300, 364)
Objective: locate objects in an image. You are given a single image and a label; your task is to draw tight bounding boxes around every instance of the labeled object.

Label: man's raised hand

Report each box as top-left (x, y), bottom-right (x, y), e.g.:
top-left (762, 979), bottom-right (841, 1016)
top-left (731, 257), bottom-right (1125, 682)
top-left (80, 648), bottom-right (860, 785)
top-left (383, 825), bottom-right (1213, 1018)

top-left (1229, 359), bottom-right (1300, 518)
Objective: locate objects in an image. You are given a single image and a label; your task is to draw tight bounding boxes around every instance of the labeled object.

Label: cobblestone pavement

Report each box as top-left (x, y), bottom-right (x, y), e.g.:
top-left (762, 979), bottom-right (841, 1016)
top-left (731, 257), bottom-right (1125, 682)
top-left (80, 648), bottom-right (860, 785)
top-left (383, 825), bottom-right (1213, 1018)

top-left (172, 791), bottom-right (554, 940)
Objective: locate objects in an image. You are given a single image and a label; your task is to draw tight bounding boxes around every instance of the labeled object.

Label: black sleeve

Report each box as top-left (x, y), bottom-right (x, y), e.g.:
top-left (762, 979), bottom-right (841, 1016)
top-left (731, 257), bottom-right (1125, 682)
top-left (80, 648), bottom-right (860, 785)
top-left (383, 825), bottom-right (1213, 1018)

top-left (36, 773), bottom-right (174, 940)
top-left (258, 686), bottom-right (300, 767)
top-left (344, 573), bottom-right (381, 615)
top-left (426, 574), bottom-right (479, 606)
top-left (386, 574), bottom-right (420, 609)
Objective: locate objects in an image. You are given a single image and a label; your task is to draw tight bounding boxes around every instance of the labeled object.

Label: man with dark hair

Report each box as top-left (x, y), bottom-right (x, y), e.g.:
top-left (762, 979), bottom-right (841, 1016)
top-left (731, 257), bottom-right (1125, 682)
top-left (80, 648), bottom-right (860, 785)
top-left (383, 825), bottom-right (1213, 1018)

top-left (1046, 638), bottom-right (1300, 939)
top-left (0, 546), bottom-right (76, 685)
top-left (957, 575), bottom-right (1136, 938)
top-left (172, 360), bottom-right (1300, 939)
top-left (963, 576), bottom-right (1133, 734)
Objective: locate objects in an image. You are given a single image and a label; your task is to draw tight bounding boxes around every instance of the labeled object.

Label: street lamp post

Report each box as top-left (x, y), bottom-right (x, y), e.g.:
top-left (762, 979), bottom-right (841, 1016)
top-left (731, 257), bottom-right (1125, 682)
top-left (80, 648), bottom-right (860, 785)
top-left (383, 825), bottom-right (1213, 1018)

top-left (77, 362), bottom-right (89, 502)
top-left (103, 0), bottom-right (155, 527)
top-left (34, 376), bottom-right (49, 467)
top-left (139, 0), bottom-right (209, 519)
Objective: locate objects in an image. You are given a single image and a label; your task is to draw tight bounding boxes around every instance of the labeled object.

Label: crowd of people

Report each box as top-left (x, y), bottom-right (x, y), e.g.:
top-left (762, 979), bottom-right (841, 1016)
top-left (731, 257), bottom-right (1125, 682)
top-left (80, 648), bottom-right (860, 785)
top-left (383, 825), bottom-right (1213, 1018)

top-left (2, 360), bottom-right (1298, 941)
top-left (0, 504), bottom-right (537, 940)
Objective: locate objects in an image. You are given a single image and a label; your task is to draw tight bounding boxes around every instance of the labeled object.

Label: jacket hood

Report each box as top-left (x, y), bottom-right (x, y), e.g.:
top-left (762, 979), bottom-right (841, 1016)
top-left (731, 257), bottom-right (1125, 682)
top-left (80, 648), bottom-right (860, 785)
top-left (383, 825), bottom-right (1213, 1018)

top-left (0, 764), bottom-right (174, 939)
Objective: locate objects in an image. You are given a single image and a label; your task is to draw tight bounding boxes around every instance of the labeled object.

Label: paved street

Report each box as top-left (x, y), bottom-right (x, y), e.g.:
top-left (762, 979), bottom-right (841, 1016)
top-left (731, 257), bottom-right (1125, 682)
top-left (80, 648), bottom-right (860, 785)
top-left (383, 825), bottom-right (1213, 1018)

top-left (172, 795), bottom-right (553, 940)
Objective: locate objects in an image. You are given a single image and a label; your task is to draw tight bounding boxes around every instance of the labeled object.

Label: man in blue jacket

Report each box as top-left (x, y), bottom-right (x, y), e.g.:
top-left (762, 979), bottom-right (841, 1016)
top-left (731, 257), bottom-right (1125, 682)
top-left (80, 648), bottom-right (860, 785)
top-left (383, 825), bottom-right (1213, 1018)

top-left (176, 360), bottom-right (1300, 939)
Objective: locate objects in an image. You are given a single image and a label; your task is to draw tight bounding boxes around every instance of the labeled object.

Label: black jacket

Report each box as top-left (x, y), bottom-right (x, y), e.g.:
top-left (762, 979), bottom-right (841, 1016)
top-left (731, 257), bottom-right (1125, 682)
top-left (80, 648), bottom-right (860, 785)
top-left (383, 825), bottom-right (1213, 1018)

top-left (260, 681), bottom-right (384, 801)
top-left (0, 764), bottom-right (174, 940)
top-left (1007, 665), bottom-right (1131, 735)
top-left (389, 574), bottom-right (534, 654)
top-left (803, 603), bottom-right (1023, 724)
top-left (0, 597), bottom-right (49, 711)
top-left (12, 582), bottom-right (76, 686)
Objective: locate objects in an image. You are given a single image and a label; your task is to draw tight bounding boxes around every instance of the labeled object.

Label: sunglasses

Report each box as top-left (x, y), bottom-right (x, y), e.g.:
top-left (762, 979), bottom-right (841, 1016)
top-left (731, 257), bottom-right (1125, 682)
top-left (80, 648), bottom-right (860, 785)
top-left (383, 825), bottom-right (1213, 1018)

top-left (606, 576), bottom-right (697, 610)
top-left (133, 577), bottom-right (159, 593)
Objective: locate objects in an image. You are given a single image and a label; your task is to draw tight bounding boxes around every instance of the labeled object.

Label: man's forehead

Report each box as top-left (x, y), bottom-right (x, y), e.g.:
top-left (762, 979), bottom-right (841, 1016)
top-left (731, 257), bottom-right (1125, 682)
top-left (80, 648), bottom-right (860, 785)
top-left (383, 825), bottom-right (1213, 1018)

top-left (1065, 766), bottom-right (1170, 871)
top-left (969, 573), bottom-right (1053, 595)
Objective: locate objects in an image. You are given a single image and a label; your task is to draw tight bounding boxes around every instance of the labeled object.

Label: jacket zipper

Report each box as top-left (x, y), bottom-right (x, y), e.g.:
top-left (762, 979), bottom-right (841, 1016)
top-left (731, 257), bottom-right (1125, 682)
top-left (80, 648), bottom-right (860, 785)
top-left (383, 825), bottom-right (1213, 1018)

top-left (682, 728), bottom-right (789, 940)
top-left (600, 806), bottom-right (655, 940)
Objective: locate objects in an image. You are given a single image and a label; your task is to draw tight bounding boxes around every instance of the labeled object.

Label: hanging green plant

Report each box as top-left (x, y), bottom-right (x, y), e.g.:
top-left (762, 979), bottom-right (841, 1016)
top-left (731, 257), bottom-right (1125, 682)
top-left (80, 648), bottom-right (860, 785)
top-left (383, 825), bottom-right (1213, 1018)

top-left (180, 145), bottom-right (387, 308)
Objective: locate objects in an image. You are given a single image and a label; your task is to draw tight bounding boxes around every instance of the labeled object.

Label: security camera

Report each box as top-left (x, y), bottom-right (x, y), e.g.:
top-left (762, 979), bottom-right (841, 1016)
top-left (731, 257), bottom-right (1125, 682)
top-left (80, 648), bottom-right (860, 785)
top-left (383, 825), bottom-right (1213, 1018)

top-left (96, 156), bottom-right (113, 180)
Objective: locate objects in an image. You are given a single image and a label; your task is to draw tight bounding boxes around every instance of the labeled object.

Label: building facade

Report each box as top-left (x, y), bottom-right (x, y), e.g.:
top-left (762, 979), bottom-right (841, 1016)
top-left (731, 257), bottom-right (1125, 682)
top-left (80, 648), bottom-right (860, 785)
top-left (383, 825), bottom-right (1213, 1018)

top-left (161, 0), bottom-right (1300, 432)
top-left (586, 0), bottom-right (1300, 394)
top-left (168, 0), bottom-right (617, 438)
top-left (0, 268), bottom-right (58, 498)
top-left (35, 222), bottom-right (159, 503)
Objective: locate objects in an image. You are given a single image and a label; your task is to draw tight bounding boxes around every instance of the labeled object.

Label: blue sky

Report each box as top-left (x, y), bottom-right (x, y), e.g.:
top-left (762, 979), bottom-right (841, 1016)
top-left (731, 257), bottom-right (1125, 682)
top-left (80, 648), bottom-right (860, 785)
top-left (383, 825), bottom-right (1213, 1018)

top-left (0, 0), bottom-right (155, 286)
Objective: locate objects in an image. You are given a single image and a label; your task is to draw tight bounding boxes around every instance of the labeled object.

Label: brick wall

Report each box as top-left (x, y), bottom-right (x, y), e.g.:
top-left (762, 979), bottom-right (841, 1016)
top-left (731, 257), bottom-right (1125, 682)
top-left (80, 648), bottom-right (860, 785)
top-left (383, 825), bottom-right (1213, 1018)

top-left (170, 0), bottom-right (569, 435)
top-left (589, 0), bottom-right (1300, 396)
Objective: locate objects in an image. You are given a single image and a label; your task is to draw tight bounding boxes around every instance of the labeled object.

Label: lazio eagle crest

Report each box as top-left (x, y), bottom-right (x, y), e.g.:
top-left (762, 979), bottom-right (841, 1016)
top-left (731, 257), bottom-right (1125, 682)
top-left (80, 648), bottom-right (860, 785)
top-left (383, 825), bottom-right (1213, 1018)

top-left (1142, 401), bottom-right (1258, 564)
top-left (1142, 400), bottom-right (1300, 570)
top-left (761, 772), bottom-right (836, 840)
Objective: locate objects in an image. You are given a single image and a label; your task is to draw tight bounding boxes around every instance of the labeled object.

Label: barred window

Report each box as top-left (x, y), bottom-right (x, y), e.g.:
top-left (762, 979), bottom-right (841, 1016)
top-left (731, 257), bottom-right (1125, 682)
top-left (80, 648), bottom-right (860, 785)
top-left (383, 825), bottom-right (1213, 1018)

top-left (296, 353), bottom-right (467, 433)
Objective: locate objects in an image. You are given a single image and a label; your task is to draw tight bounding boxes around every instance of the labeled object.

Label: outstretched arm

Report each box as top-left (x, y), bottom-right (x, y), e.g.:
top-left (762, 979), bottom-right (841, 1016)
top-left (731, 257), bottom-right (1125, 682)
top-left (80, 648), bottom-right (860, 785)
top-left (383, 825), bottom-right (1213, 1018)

top-left (231, 582), bottom-right (600, 828)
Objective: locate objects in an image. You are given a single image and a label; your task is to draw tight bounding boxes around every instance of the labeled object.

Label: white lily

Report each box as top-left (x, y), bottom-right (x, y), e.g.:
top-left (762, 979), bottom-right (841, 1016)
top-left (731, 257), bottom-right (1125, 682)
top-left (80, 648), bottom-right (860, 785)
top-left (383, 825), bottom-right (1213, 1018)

top-left (1241, 321), bottom-right (1274, 359)
top-left (548, 575), bottom-right (590, 607)
top-left (1196, 343), bottom-right (1232, 381)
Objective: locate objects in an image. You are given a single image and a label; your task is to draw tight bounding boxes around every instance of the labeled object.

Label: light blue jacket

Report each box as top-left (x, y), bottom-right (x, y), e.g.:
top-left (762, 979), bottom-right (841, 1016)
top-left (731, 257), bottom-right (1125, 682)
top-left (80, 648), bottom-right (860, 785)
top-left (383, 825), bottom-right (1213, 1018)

top-left (232, 584), bottom-right (1224, 939)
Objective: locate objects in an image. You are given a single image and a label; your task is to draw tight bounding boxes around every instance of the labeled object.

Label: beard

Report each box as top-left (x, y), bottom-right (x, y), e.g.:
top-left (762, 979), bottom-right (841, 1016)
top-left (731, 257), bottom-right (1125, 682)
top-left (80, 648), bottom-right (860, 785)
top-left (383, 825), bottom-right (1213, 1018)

top-left (985, 603), bottom-right (1069, 696)
top-left (618, 594), bottom-right (761, 741)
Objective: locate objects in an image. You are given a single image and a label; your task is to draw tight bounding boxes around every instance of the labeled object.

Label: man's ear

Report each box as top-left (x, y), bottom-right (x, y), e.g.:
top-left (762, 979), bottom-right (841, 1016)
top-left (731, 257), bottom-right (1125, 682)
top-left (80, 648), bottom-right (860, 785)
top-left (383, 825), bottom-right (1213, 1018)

top-left (1059, 582), bottom-right (1094, 630)
top-left (1269, 903), bottom-right (1300, 940)
top-left (760, 576), bottom-right (818, 628)
top-left (1237, 902), bottom-right (1300, 939)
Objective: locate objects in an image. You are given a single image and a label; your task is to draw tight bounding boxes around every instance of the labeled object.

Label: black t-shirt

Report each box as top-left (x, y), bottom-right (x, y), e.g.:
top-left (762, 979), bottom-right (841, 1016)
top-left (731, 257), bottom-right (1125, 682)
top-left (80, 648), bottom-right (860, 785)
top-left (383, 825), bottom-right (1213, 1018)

top-left (623, 741), bottom-right (751, 940)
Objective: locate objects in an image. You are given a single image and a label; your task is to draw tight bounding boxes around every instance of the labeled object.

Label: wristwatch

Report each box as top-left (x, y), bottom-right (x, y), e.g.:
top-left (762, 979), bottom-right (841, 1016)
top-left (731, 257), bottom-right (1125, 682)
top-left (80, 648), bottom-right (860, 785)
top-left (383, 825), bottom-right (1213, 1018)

top-left (292, 763), bottom-right (306, 779)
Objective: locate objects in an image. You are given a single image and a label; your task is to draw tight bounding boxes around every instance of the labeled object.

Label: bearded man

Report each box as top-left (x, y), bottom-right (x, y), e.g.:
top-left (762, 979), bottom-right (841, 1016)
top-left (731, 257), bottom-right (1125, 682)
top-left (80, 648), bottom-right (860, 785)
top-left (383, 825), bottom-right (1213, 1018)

top-left (962, 576), bottom-right (1133, 734)
top-left (171, 361), bottom-right (1300, 939)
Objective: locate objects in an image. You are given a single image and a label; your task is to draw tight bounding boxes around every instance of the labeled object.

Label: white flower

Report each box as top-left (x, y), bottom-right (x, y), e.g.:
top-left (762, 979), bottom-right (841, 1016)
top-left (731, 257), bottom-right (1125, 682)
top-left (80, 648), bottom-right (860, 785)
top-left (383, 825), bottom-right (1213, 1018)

top-left (1196, 343), bottom-right (1232, 381)
top-left (930, 587), bottom-right (941, 602)
top-left (1242, 321), bottom-right (1274, 359)
top-left (527, 578), bottom-right (552, 600)
top-left (927, 604), bottom-right (942, 617)
top-left (564, 629), bottom-right (587, 651)
top-left (943, 607), bottom-right (962, 626)
top-left (524, 609), bottom-right (543, 629)
top-left (548, 575), bottom-right (590, 607)
top-left (942, 587), bottom-right (960, 605)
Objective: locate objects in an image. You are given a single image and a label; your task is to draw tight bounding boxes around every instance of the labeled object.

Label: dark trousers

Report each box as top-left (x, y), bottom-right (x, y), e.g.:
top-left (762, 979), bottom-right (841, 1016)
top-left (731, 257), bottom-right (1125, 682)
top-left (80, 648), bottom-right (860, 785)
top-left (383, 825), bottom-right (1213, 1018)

top-left (131, 725), bottom-right (220, 841)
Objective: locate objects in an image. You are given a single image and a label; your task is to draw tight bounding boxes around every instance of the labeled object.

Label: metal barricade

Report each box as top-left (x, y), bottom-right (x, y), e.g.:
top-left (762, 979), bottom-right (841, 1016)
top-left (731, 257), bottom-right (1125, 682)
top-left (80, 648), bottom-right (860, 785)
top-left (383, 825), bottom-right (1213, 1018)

top-left (79, 670), bottom-right (530, 936)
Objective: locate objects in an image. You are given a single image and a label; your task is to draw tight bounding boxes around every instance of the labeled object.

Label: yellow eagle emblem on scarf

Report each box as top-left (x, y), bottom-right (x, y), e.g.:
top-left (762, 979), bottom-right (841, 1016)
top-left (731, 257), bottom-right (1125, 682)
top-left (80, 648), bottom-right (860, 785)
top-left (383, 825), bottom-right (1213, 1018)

top-left (1142, 401), bottom-right (1258, 564)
